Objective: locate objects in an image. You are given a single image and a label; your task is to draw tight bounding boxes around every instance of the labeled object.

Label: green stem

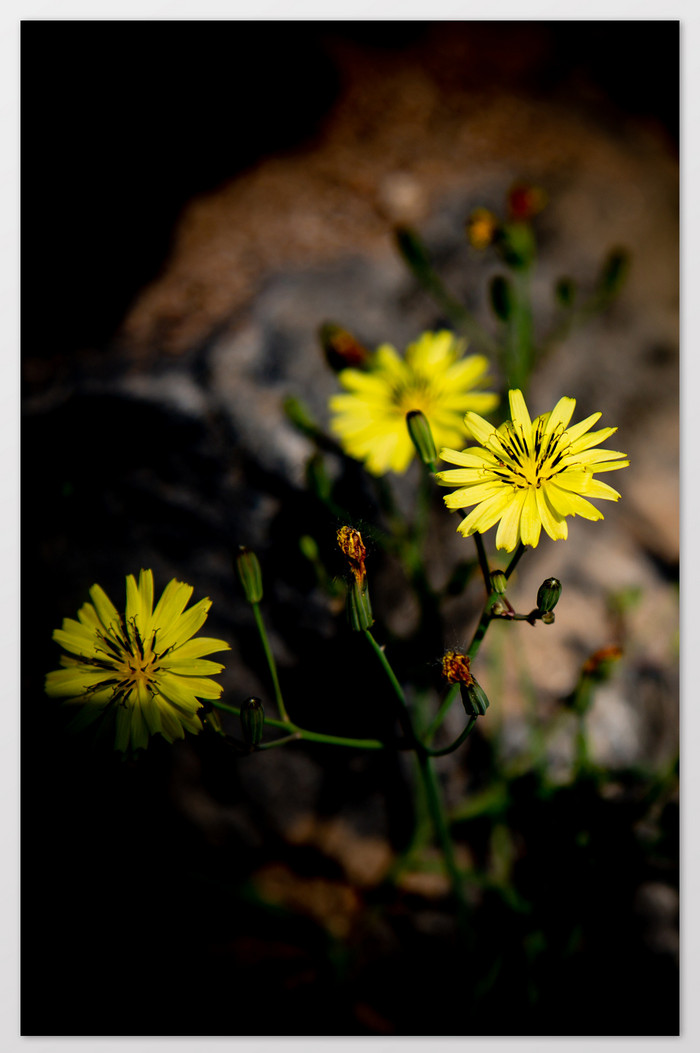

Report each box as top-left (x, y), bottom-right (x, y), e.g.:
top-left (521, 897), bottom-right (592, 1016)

top-left (252, 601), bottom-right (289, 723)
top-left (428, 543), bottom-right (527, 738)
top-left (473, 532), bottom-right (491, 592)
top-left (425, 683), bottom-right (460, 743)
top-left (416, 751), bottom-right (469, 916)
top-left (256, 733), bottom-right (301, 751)
top-left (396, 227), bottom-right (500, 356)
top-left (505, 266), bottom-right (534, 393)
top-left (425, 716), bottom-right (478, 757)
top-left (467, 603), bottom-right (495, 660)
top-left (363, 628), bottom-right (418, 746)
top-left (209, 698), bottom-right (385, 750)
top-left (505, 542), bottom-right (526, 580)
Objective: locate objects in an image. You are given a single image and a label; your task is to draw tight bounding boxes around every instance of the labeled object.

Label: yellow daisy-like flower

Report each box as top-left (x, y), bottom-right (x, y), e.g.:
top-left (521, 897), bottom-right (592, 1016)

top-left (437, 389), bottom-right (629, 551)
top-left (45, 569), bottom-right (230, 752)
top-left (329, 330), bottom-right (499, 475)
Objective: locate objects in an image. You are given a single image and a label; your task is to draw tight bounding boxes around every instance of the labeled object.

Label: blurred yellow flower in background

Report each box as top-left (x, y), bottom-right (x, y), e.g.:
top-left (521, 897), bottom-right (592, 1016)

top-left (438, 389), bottom-right (629, 551)
top-left (45, 569), bottom-right (230, 752)
top-left (329, 330), bottom-right (498, 475)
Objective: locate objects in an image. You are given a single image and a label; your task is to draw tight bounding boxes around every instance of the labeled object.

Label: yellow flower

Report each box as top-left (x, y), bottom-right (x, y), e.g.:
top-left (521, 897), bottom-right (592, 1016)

top-left (45, 569), bottom-right (230, 752)
top-left (329, 330), bottom-right (499, 475)
top-left (437, 389), bottom-right (629, 551)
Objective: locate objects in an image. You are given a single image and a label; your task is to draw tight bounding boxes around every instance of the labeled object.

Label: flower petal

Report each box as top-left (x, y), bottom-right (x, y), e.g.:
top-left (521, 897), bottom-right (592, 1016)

top-left (508, 389), bottom-right (533, 435)
top-left (519, 488), bottom-right (542, 547)
top-left (546, 482), bottom-right (605, 520)
top-left (495, 490), bottom-right (527, 551)
top-left (89, 583), bottom-right (121, 632)
top-left (536, 486), bottom-right (568, 541)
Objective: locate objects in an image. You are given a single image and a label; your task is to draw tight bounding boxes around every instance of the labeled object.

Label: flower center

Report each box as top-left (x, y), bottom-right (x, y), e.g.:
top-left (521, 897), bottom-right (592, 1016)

top-left (93, 620), bottom-right (162, 695)
top-left (394, 380), bottom-right (434, 417)
top-left (492, 422), bottom-right (569, 490)
top-left (116, 649), bottom-right (159, 686)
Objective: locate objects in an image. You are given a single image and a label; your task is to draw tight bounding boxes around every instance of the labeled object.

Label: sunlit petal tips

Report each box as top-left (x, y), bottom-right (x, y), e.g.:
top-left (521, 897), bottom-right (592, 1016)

top-left (329, 330), bottom-right (499, 475)
top-left (437, 389), bottom-right (629, 551)
top-left (45, 569), bottom-right (231, 752)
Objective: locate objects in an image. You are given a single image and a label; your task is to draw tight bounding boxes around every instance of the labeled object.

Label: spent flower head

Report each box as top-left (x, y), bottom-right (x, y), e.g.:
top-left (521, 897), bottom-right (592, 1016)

top-left (441, 651), bottom-right (474, 685)
top-left (45, 569), bottom-right (230, 752)
top-left (437, 389), bottom-right (629, 551)
top-left (337, 525), bottom-right (367, 586)
top-left (329, 330), bottom-right (498, 475)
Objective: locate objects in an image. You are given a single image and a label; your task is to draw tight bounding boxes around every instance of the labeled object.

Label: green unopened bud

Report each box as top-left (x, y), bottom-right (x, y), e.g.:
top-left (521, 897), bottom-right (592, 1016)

top-left (489, 274), bottom-right (513, 322)
top-left (536, 577), bottom-right (562, 614)
top-left (406, 409), bottom-right (437, 470)
top-left (460, 676), bottom-right (490, 717)
top-left (599, 248), bottom-right (629, 299)
top-left (236, 546), bottom-right (263, 604)
top-left (395, 225), bottom-right (433, 276)
top-left (240, 696), bottom-right (264, 747)
top-left (490, 570), bottom-right (507, 595)
top-left (347, 579), bottom-right (374, 631)
top-left (299, 534), bottom-right (320, 563)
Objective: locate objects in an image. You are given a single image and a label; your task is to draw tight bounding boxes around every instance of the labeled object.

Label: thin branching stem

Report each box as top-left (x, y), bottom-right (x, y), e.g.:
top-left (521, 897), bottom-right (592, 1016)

top-left (251, 601), bottom-right (290, 723)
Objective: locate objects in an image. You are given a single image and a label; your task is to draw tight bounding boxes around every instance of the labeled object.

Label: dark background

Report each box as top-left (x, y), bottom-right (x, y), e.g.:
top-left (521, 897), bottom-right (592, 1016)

top-left (22, 21), bottom-right (679, 1037)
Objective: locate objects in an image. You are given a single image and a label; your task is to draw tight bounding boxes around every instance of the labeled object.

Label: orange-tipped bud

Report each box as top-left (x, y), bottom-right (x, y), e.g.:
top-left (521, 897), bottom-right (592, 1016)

top-left (581, 645), bottom-right (623, 678)
top-left (467, 207), bottom-right (499, 250)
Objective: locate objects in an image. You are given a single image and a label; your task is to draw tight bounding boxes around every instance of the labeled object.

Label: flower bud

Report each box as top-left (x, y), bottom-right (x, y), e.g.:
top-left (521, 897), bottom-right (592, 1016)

top-left (490, 570), bottom-right (507, 595)
top-left (489, 274), bottom-right (513, 322)
top-left (236, 546), bottom-right (263, 604)
top-left (299, 534), bottom-right (320, 563)
top-left (460, 676), bottom-right (490, 718)
top-left (406, 409), bottom-right (437, 471)
top-left (467, 207), bottom-right (498, 250)
top-left (346, 579), bottom-right (374, 631)
top-left (319, 322), bottom-right (369, 372)
top-left (240, 696), bottom-right (264, 747)
top-left (536, 577), bottom-right (562, 614)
